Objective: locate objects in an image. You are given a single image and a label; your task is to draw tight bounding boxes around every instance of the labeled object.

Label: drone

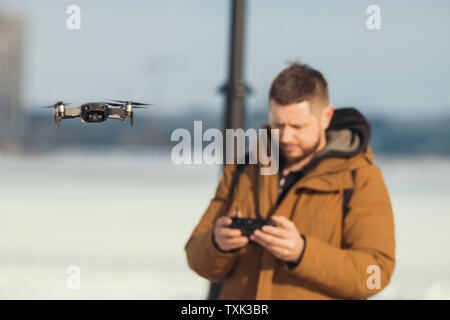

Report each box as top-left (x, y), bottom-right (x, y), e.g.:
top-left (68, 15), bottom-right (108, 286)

top-left (42, 100), bottom-right (152, 127)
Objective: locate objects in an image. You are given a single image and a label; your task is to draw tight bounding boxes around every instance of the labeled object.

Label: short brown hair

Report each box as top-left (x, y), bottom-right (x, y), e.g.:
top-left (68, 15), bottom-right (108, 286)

top-left (269, 62), bottom-right (329, 109)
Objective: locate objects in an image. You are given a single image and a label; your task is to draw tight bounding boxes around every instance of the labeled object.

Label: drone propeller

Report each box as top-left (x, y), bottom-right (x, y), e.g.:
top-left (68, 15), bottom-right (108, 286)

top-left (107, 99), bottom-right (153, 107)
top-left (41, 101), bottom-right (70, 108)
top-left (105, 102), bottom-right (123, 107)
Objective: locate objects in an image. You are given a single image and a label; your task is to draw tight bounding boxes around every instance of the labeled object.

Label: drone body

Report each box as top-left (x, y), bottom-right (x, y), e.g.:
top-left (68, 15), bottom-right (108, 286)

top-left (45, 100), bottom-right (151, 127)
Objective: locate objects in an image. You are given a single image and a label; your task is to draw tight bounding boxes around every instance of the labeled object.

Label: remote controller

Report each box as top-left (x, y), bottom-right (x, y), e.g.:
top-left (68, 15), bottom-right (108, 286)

top-left (229, 216), bottom-right (276, 237)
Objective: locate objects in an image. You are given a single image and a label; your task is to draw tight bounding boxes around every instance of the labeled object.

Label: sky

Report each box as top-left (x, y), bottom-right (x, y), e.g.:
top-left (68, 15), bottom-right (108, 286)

top-left (0, 0), bottom-right (449, 119)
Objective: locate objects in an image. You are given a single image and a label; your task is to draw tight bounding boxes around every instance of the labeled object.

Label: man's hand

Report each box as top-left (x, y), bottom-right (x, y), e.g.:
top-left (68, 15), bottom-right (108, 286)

top-left (250, 216), bottom-right (304, 263)
top-left (213, 209), bottom-right (249, 252)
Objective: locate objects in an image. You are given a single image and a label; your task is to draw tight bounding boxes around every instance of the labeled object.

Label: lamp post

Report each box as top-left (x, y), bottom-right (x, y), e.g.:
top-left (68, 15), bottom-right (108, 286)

top-left (221, 0), bottom-right (251, 138)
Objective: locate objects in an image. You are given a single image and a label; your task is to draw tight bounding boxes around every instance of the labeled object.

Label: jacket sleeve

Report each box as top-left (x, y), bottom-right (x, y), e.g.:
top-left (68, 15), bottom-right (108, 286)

top-left (184, 163), bottom-right (241, 282)
top-left (283, 165), bottom-right (396, 299)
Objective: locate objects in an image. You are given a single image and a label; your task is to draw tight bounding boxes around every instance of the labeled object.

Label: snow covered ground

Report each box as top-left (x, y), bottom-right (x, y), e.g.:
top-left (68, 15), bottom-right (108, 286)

top-left (1, 148), bottom-right (449, 299)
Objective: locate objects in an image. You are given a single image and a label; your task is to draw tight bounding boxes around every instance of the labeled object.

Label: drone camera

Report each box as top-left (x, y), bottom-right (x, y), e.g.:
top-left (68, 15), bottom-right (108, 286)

top-left (88, 113), bottom-right (103, 121)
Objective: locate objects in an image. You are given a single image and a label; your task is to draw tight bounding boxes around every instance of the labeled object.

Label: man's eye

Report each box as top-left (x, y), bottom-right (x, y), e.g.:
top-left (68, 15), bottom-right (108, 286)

top-left (292, 125), bottom-right (302, 129)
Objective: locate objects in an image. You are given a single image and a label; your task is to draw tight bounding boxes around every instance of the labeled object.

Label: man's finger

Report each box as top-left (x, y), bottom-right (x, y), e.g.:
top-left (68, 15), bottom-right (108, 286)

top-left (219, 227), bottom-right (242, 237)
top-left (229, 207), bottom-right (243, 218)
top-left (251, 235), bottom-right (279, 252)
top-left (251, 235), bottom-right (289, 259)
top-left (251, 229), bottom-right (288, 248)
top-left (224, 236), bottom-right (249, 249)
top-left (261, 225), bottom-right (289, 238)
top-left (216, 216), bottom-right (232, 227)
top-left (250, 234), bottom-right (269, 249)
top-left (270, 216), bottom-right (295, 230)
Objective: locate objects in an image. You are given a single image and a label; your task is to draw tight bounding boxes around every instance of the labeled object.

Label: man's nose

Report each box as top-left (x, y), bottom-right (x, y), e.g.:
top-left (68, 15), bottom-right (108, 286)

top-left (280, 126), bottom-right (294, 144)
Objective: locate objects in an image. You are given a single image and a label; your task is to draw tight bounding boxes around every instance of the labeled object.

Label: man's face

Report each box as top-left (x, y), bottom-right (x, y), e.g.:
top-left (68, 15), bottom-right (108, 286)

top-left (269, 100), bottom-right (332, 164)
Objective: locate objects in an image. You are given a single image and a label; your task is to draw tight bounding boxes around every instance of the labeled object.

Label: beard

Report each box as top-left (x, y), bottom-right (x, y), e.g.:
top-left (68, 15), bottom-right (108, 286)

top-left (281, 130), bottom-right (323, 165)
top-left (297, 136), bottom-right (321, 161)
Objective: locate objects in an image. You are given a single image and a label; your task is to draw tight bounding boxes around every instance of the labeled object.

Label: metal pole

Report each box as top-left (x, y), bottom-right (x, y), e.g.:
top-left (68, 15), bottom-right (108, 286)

top-left (222, 0), bottom-right (250, 135)
top-left (208, 0), bottom-right (250, 300)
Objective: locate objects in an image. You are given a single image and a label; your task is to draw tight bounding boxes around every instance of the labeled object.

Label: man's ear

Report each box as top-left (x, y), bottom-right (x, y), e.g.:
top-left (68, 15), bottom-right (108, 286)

top-left (321, 104), bottom-right (334, 130)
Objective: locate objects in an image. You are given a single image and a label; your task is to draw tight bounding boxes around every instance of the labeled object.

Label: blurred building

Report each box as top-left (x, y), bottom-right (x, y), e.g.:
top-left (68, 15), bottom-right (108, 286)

top-left (0, 12), bottom-right (24, 141)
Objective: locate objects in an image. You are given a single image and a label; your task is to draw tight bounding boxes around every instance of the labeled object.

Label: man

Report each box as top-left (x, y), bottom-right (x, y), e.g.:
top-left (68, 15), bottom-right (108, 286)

top-left (184, 62), bottom-right (396, 299)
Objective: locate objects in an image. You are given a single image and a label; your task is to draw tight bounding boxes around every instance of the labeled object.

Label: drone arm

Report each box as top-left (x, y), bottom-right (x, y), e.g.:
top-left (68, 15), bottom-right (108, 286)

top-left (107, 108), bottom-right (126, 119)
top-left (64, 108), bottom-right (82, 117)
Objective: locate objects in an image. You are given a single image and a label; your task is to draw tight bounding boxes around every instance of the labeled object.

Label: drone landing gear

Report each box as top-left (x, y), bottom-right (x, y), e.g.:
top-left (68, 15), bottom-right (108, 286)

top-left (54, 115), bottom-right (61, 128)
top-left (121, 112), bottom-right (134, 127)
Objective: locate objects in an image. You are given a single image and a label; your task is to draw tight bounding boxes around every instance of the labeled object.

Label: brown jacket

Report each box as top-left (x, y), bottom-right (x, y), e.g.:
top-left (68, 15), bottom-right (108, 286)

top-left (184, 108), bottom-right (396, 299)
